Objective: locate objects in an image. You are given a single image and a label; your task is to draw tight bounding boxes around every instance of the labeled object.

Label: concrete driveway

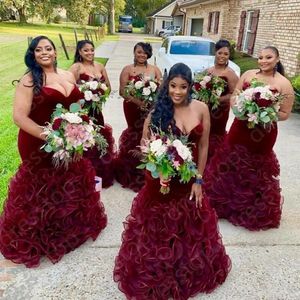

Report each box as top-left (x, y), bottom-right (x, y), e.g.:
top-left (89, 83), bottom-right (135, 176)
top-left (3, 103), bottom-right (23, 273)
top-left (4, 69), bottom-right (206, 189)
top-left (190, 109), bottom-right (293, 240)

top-left (0, 33), bottom-right (299, 300)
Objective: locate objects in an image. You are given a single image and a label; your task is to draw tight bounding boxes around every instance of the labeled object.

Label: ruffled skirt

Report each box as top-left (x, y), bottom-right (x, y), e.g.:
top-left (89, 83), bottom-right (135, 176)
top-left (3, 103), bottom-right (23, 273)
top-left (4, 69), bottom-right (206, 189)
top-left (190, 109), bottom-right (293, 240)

top-left (84, 124), bottom-right (116, 188)
top-left (114, 126), bottom-right (145, 192)
top-left (0, 158), bottom-right (107, 267)
top-left (204, 142), bottom-right (282, 230)
top-left (114, 177), bottom-right (231, 299)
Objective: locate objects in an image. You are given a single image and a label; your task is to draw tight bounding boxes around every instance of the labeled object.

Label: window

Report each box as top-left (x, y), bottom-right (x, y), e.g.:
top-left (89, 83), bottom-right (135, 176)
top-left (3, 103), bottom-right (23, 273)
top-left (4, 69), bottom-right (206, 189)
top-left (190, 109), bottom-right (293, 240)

top-left (207, 11), bottom-right (220, 34)
top-left (162, 20), bottom-right (172, 29)
top-left (237, 10), bottom-right (259, 55)
top-left (169, 40), bottom-right (215, 55)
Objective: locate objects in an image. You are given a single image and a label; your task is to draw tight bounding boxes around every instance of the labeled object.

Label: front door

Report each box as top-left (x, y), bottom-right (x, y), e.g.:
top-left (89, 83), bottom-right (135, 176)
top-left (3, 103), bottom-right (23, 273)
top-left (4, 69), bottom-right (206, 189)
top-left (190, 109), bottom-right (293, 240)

top-left (190, 19), bottom-right (203, 36)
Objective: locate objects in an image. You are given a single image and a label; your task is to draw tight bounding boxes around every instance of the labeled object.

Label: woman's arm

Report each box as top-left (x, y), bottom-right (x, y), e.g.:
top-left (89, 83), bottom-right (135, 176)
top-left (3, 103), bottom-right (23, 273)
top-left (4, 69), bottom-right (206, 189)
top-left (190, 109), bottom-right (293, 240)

top-left (219, 69), bottom-right (239, 103)
top-left (13, 75), bottom-right (45, 140)
top-left (68, 63), bottom-right (81, 82)
top-left (278, 78), bottom-right (295, 121)
top-left (140, 112), bottom-right (152, 145)
top-left (230, 70), bottom-right (253, 107)
top-left (196, 103), bottom-right (210, 175)
top-left (189, 102), bottom-right (210, 208)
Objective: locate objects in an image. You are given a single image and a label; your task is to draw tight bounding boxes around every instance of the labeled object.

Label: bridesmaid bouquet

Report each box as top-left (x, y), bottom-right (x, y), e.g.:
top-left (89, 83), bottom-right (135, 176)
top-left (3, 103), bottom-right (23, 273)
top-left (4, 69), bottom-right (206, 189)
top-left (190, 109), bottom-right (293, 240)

top-left (78, 79), bottom-right (110, 113)
top-left (138, 129), bottom-right (198, 194)
top-left (41, 103), bottom-right (108, 168)
top-left (232, 79), bottom-right (283, 128)
top-left (124, 74), bottom-right (159, 105)
top-left (192, 72), bottom-right (227, 109)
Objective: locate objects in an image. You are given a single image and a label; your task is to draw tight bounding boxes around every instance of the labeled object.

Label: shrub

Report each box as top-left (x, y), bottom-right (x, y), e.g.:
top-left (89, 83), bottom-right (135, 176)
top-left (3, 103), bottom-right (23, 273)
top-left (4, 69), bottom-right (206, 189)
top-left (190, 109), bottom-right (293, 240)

top-left (229, 40), bottom-right (236, 60)
top-left (291, 75), bottom-right (300, 113)
top-left (53, 15), bottom-right (62, 24)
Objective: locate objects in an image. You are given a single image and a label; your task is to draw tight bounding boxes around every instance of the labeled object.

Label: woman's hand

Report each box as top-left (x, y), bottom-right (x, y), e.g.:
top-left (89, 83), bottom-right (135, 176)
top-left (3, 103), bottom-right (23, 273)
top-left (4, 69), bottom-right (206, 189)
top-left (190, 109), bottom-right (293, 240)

top-left (127, 96), bottom-right (147, 110)
top-left (189, 183), bottom-right (203, 208)
top-left (159, 174), bottom-right (170, 187)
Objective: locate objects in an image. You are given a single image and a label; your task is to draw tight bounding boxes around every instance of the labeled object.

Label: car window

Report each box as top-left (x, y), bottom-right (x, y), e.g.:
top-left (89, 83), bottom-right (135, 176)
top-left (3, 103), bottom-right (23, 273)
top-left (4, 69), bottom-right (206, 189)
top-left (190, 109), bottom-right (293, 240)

top-left (170, 40), bottom-right (215, 55)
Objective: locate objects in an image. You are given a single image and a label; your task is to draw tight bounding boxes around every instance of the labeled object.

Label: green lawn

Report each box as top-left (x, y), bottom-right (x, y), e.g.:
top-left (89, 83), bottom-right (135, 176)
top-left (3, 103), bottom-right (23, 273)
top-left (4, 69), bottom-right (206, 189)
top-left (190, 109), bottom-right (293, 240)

top-left (0, 22), bottom-right (117, 210)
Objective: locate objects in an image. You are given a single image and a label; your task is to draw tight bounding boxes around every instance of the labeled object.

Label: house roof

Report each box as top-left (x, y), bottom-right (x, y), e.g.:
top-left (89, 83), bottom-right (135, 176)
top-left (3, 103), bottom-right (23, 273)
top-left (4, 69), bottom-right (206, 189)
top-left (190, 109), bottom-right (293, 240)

top-left (147, 1), bottom-right (177, 17)
top-left (179, 0), bottom-right (215, 8)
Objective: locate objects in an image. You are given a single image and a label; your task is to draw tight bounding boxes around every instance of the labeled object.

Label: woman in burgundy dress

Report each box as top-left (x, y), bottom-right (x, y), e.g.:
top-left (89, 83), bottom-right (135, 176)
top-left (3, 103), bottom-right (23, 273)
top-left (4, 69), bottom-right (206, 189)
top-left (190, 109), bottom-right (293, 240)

top-left (114, 42), bottom-right (162, 192)
top-left (204, 46), bottom-right (295, 230)
top-left (0, 36), bottom-right (107, 268)
top-left (114, 63), bottom-right (231, 299)
top-left (205, 39), bottom-right (239, 161)
top-left (69, 40), bottom-right (115, 188)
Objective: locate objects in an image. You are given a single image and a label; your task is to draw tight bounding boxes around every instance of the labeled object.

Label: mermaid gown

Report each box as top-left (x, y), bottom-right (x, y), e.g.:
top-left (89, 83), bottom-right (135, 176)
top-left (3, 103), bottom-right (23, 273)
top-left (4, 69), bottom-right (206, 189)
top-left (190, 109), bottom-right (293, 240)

top-left (79, 73), bottom-right (116, 188)
top-left (114, 90), bottom-right (148, 192)
top-left (204, 84), bottom-right (281, 230)
top-left (207, 77), bottom-right (230, 162)
top-left (114, 123), bottom-right (231, 300)
top-left (0, 86), bottom-right (107, 267)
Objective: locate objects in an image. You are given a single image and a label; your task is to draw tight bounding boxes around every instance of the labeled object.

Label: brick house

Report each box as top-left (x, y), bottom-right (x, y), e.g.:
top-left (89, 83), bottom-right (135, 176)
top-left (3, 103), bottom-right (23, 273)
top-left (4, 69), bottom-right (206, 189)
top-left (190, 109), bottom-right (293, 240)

top-left (173, 0), bottom-right (300, 76)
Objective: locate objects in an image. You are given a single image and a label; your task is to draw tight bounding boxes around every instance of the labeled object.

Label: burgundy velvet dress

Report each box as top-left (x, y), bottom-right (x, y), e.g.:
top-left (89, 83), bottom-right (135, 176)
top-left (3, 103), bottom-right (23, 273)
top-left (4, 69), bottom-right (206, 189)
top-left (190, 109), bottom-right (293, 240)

top-left (114, 79), bottom-right (149, 192)
top-left (0, 86), bottom-right (107, 268)
top-left (207, 77), bottom-right (230, 162)
top-left (79, 73), bottom-right (116, 188)
top-left (204, 83), bottom-right (281, 231)
top-left (114, 123), bottom-right (231, 300)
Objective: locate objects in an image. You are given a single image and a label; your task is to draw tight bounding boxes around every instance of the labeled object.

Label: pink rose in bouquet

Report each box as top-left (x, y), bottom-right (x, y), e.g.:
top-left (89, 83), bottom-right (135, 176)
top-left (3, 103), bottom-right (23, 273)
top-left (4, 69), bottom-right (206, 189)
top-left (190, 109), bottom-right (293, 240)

top-left (233, 79), bottom-right (283, 128)
top-left (41, 103), bottom-right (108, 168)
top-left (192, 71), bottom-right (227, 110)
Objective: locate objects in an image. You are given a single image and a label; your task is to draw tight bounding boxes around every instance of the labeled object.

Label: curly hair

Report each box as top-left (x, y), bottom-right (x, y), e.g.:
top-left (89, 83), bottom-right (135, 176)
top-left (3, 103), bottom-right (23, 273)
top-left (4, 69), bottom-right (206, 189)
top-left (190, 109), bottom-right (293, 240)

top-left (151, 63), bottom-right (193, 132)
top-left (24, 35), bottom-right (56, 95)
top-left (73, 40), bottom-right (94, 63)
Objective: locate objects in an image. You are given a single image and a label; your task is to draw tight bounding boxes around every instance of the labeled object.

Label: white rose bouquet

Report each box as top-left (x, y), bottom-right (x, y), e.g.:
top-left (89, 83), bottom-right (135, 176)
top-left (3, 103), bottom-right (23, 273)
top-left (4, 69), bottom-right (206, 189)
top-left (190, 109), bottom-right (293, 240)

top-left (124, 74), bottom-right (159, 106)
top-left (233, 79), bottom-right (283, 128)
top-left (138, 128), bottom-right (198, 194)
top-left (78, 78), bottom-right (110, 114)
top-left (192, 71), bottom-right (227, 110)
top-left (41, 103), bottom-right (108, 168)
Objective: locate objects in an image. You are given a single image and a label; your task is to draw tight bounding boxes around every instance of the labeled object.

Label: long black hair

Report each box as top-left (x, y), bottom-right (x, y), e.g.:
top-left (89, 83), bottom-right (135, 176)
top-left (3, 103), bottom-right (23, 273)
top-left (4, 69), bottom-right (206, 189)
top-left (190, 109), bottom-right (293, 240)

top-left (74, 40), bottom-right (94, 63)
top-left (151, 63), bottom-right (193, 132)
top-left (24, 35), bottom-right (57, 95)
top-left (263, 46), bottom-right (285, 76)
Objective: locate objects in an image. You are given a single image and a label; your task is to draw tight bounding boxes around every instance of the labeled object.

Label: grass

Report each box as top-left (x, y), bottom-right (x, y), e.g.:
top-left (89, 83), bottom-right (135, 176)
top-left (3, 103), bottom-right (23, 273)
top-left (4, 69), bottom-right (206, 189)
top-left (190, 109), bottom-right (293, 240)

top-left (0, 22), bottom-right (117, 210)
top-left (232, 51), bottom-right (258, 74)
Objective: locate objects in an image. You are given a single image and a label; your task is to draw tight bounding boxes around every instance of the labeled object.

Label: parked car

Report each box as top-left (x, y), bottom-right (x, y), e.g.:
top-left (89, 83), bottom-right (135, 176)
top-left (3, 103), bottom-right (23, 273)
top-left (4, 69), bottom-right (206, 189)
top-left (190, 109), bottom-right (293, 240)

top-left (158, 25), bottom-right (181, 37)
top-left (154, 36), bottom-right (241, 78)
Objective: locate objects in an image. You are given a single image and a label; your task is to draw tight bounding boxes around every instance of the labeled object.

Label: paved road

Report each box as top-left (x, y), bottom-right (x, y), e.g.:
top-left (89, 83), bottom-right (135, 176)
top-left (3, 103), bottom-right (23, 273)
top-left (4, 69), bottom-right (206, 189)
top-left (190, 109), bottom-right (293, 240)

top-left (0, 33), bottom-right (299, 300)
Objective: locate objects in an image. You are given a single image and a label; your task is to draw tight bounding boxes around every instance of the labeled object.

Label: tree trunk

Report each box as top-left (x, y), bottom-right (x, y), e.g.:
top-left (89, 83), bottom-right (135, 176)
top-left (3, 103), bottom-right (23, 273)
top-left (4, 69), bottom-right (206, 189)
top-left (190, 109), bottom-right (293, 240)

top-left (108, 0), bottom-right (115, 34)
top-left (18, 6), bottom-right (27, 23)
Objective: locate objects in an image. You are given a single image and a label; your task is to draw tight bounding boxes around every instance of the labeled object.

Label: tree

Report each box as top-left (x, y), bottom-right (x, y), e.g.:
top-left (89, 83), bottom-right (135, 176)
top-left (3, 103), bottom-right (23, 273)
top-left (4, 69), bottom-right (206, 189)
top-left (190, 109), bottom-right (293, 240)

top-left (125, 0), bottom-right (169, 27)
top-left (2, 0), bottom-right (33, 23)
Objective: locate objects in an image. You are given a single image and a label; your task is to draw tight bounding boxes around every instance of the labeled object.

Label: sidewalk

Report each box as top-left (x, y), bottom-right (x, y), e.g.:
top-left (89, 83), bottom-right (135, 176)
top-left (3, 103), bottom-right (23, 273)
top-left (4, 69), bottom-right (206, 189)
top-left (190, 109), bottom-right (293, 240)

top-left (0, 33), bottom-right (299, 300)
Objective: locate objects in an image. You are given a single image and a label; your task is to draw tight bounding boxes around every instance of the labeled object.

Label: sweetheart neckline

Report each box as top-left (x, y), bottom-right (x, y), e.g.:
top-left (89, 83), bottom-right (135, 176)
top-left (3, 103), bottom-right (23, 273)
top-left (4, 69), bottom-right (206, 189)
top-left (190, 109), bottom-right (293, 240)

top-left (43, 84), bottom-right (77, 98)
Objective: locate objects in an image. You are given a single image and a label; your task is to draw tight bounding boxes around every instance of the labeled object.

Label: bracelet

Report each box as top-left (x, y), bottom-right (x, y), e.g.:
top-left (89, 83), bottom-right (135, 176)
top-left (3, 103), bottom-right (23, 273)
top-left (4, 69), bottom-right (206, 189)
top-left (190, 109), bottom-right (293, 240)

top-left (195, 173), bottom-right (203, 185)
top-left (195, 178), bottom-right (204, 185)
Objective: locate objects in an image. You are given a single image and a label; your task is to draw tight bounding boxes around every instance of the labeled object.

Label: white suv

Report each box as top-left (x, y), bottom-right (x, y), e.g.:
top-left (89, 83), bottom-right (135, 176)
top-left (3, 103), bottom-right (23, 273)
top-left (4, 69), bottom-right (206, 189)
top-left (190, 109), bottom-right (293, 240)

top-left (158, 25), bottom-right (181, 37)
